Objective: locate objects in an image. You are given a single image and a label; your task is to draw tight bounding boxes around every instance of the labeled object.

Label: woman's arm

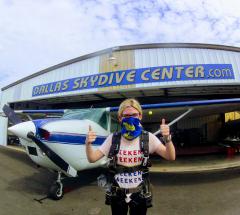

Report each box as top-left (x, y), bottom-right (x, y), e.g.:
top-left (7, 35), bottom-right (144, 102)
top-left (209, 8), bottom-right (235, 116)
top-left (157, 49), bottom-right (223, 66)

top-left (85, 125), bottom-right (105, 163)
top-left (156, 140), bottom-right (176, 160)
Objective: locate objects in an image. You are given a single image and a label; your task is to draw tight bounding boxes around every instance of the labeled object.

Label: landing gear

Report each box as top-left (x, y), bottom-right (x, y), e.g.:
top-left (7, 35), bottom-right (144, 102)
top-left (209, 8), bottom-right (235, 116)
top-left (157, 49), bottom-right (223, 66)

top-left (48, 171), bottom-right (64, 200)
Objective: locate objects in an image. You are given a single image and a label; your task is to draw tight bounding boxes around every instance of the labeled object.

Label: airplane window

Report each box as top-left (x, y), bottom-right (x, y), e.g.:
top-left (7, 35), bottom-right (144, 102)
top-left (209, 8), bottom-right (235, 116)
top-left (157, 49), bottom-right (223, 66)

top-left (62, 108), bottom-right (110, 130)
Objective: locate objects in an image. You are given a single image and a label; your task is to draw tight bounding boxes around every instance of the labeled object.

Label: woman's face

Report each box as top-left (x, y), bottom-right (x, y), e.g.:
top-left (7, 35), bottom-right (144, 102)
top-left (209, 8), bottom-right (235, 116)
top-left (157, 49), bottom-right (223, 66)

top-left (119, 106), bottom-right (142, 122)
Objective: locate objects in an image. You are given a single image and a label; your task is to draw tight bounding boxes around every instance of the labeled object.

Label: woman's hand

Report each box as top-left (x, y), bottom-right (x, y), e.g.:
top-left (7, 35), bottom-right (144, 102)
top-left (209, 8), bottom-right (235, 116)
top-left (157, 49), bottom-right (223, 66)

top-left (86, 125), bottom-right (97, 144)
top-left (160, 119), bottom-right (171, 143)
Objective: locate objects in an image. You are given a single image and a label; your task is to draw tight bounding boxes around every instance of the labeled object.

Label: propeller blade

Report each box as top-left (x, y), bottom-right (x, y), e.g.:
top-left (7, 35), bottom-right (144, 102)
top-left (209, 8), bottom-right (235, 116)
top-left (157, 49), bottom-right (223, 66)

top-left (27, 132), bottom-right (78, 177)
top-left (2, 105), bottom-right (22, 125)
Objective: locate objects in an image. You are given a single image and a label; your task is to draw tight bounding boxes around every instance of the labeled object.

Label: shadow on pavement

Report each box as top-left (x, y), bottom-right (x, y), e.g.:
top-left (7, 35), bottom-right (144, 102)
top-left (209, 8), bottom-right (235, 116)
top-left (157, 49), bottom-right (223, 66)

top-left (150, 168), bottom-right (240, 186)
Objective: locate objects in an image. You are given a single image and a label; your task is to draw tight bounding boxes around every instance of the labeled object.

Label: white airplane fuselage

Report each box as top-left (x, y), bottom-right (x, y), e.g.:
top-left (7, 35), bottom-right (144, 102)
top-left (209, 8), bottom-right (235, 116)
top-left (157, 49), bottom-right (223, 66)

top-left (8, 119), bottom-right (109, 174)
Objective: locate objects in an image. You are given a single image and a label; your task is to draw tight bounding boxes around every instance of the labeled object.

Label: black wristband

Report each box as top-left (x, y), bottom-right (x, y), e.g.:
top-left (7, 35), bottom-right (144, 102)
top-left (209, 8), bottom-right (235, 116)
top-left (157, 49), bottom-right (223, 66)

top-left (163, 135), bottom-right (172, 144)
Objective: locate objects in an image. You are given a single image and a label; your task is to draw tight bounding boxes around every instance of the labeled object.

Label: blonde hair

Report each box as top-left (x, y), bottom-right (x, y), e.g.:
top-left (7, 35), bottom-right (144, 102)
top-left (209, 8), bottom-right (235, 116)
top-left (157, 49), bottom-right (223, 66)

top-left (118, 98), bottom-right (142, 117)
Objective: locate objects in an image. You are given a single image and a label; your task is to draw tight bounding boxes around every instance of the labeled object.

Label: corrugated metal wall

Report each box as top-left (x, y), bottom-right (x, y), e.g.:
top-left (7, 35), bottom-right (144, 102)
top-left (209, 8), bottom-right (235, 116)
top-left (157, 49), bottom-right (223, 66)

top-left (0, 56), bottom-right (100, 108)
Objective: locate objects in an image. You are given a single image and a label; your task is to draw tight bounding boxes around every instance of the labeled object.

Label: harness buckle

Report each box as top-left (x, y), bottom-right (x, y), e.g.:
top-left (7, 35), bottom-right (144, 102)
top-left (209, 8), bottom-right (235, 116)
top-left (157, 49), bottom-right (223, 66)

top-left (108, 156), bottom-right (117, 169)
top-left (114, 185), bottom-right (143, 195)
top-left (142, 155), bottom-right (149, 167)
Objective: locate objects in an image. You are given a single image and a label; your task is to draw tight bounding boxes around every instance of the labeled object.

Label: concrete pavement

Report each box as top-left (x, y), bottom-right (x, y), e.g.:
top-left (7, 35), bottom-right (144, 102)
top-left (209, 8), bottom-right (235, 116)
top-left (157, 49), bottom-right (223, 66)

top-left (1, 146), bottom-right (240, 215)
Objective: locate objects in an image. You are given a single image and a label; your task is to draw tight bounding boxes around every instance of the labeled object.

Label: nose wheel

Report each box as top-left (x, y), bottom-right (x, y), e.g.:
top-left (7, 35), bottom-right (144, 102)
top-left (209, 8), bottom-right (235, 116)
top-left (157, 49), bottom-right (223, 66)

top-left (48, 171), bottom-right (64, 200)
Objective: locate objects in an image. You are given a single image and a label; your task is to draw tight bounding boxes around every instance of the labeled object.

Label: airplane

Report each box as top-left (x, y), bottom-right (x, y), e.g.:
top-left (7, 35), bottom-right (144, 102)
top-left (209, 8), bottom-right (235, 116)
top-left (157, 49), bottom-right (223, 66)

top-left (3, 97), bottom-right (240, 200)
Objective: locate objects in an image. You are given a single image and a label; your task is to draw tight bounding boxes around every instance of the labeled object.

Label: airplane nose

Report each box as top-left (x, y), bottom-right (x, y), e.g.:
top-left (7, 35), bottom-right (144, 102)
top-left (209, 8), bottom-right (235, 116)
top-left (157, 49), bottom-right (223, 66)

top-left (8, 121), bottom-right (36, 140)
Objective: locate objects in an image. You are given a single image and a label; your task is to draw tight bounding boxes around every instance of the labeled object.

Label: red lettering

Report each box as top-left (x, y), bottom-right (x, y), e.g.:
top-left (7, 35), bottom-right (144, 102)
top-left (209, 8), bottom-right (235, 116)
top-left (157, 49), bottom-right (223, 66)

top-left (138, 150), bottom-right (142, 155)
top-left (128, 151), bottom-right (132, 156)
top-left (119, 150), bottom-right (122, 155)
top-left (124, 157), bottom-right (127, 162)
top-left (123, 150), bottom-right (127, 155)
top-left (129, 158), bottom-right (133, 163)
top-left (134, 157), bottom-right (137, 162)
top-left (119, 157), bottom-right (123, 162)
top-left (138, 157), bottom-right (142, 162)
top-left (133, 150), bottom-right (137, 155)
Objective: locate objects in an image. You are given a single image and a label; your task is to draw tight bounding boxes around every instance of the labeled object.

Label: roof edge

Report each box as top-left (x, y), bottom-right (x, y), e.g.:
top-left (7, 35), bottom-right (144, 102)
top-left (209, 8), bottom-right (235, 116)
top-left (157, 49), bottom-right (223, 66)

top-left (2, 42), bottom-right (240, 91)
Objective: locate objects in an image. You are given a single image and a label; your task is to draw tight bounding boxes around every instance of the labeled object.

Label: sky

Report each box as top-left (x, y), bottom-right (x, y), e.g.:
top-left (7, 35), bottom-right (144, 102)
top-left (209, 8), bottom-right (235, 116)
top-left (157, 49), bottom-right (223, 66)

top-left (0, 0), bottom-right (240, 90)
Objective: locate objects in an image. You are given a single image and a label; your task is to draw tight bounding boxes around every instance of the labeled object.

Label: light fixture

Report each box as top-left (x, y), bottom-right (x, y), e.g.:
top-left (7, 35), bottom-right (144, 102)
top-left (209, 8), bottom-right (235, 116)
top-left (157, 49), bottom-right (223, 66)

top-left (148, 110), bottom-right (153, 115)
top-left (108, 55), bottom-right (116, 61)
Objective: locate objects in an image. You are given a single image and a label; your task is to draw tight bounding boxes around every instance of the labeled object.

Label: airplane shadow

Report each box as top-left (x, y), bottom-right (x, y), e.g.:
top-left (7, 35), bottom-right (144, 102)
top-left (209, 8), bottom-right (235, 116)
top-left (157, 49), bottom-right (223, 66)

top-left (6, 167), bottom-right (105, 197)
top-left (6, 168), bottom-right (55, 196)
top-left (0, 146), bottom-right (35, 166)
top-left (1, 146), bottom-right (105, 197)
top-left (62, 168), bottom-right (105, 193)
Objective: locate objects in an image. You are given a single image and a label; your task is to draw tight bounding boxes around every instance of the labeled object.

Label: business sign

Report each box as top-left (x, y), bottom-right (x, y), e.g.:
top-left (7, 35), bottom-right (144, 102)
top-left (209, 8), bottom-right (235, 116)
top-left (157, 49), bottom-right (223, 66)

top-left (32, 64), bottom-right (234, 97)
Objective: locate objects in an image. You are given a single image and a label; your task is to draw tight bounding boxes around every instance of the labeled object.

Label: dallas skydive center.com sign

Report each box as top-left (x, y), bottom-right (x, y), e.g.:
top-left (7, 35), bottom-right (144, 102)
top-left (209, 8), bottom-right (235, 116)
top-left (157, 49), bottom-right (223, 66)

top-left (32, 64), bottom-right (234, 97)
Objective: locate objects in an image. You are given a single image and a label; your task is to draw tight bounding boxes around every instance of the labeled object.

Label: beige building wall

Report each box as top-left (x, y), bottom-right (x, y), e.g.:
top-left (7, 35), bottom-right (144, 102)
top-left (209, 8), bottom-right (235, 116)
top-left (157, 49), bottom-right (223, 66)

top-left (98, 50), bottom-right (136, 92)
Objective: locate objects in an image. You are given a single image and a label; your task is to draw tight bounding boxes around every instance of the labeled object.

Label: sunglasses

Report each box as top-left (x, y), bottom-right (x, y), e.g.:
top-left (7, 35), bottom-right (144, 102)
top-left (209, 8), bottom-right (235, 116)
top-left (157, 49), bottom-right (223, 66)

top-left (122, 113), bottom-right (140, 118)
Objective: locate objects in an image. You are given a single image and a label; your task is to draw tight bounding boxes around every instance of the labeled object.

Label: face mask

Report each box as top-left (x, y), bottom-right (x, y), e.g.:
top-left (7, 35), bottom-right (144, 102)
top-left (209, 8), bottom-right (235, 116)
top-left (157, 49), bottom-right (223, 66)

top-left (121, 117), bottom-right (142, 140)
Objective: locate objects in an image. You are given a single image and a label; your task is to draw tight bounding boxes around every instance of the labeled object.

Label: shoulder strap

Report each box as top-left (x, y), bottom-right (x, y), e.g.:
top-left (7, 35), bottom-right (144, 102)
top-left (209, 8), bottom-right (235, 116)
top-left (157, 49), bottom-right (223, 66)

top-left (108, 132), bottom-right (121, 159)
top-left (140, 130), bottom-right (150, 167)
top-left (140, 130), bottom-right (149, 156)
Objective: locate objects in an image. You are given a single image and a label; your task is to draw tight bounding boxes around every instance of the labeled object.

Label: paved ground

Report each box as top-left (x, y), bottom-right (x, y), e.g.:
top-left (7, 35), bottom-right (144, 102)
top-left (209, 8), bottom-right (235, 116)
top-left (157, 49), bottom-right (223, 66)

top-left (150, 153), bottom-right (240, 173)
top-left (1, 146), bottom-right (240, 215)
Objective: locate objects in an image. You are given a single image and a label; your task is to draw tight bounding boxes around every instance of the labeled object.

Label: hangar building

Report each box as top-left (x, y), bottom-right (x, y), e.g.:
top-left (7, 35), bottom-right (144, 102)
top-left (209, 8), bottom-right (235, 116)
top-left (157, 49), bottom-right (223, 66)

top-left (1, 43), bottom-right (240, 155)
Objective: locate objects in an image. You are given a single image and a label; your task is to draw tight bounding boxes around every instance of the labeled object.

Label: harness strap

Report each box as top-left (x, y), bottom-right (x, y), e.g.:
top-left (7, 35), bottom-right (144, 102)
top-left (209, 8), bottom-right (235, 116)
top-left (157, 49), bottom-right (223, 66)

top-left (108, 132), bottom-right (121, 159)
top-left (140, 131), bottom-right (150, 167)
top-left (108, 132), bottom-right (121, 170)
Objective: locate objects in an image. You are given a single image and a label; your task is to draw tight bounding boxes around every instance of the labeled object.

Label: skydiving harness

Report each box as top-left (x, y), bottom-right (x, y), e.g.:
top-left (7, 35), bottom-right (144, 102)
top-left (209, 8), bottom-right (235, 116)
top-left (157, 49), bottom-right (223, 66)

top-left (105, 130), bottom-right (153, 207)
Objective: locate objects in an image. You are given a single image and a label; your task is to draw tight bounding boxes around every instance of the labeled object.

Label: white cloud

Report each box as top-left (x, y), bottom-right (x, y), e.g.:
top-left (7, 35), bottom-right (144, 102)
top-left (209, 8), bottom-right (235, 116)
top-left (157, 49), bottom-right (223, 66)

top-left (0, 0), bottom-right (239, 90)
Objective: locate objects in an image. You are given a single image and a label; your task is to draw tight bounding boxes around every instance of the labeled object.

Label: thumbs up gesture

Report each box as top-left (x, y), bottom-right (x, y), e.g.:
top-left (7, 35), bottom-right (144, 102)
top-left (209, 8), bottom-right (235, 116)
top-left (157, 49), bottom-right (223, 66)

top-left (86, 125), bottom-right (97, 144)
top-left (160, 119), bottom-right (171, 142)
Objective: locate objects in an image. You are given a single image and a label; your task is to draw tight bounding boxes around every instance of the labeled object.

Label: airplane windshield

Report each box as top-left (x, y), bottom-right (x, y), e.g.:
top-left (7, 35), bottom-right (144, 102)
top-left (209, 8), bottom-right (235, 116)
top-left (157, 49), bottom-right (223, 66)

top-left (62, 108), bottom-right (110, 130)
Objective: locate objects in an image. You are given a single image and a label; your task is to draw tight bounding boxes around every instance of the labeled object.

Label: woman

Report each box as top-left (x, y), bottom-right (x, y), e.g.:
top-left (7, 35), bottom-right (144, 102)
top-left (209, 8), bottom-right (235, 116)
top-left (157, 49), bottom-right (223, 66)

top-left (86, 98), bottom-right (175, 215)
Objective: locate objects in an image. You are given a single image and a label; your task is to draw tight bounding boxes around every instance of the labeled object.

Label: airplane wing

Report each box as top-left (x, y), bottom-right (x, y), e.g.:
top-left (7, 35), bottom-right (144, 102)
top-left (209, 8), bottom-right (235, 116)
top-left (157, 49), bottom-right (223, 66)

top-left (110, 98), bottom-right (240, 123)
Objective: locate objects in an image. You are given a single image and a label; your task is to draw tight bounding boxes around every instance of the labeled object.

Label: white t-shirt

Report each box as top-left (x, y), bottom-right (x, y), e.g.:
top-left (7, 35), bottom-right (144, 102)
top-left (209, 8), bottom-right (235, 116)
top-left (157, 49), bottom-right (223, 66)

top-left (99, 132), bottom-right (162, 189)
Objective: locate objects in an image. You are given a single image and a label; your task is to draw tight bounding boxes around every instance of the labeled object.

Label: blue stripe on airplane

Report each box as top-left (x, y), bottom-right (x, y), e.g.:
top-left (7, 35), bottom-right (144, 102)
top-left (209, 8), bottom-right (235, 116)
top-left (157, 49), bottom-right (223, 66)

top-left (44, 133), bottom-right (106, 145)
